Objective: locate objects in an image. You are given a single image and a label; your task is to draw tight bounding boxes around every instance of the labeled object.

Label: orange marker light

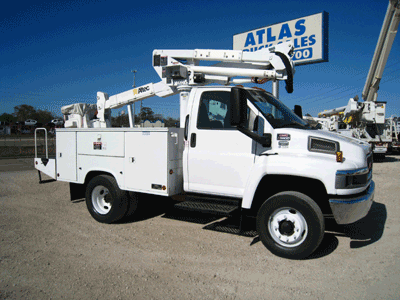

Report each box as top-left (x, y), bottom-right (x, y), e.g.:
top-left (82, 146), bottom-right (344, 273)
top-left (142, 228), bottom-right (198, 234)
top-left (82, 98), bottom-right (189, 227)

top-left (336, 151), bottom-right (343, 163)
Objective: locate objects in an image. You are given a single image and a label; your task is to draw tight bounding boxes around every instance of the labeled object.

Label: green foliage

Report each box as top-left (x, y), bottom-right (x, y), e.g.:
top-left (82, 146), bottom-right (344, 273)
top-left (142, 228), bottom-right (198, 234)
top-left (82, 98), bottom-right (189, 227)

top-left (0, 113), bottom-right (16, 123)
top-left (11, 104), bottom-right (57, 124)
top-left (110, 107), bottom-right (179, 128)
top-left (13, 104), bottom-right (36, 121)
top-left (5, 104), bottom-right (179, 128)
top-left (111, 114), bottom-right (130, 127)
top-left (139, 107), bottom-right (155, 121)
top-left (34, 109), bottom-right (55, 124)
top-left (164, 117), bottom-right (179, 127)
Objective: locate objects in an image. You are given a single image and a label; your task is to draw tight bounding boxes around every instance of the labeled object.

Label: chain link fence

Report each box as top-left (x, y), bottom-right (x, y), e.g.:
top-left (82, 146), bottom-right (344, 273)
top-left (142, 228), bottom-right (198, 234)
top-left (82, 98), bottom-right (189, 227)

top-left (0, 132), bottom-right (56, 158)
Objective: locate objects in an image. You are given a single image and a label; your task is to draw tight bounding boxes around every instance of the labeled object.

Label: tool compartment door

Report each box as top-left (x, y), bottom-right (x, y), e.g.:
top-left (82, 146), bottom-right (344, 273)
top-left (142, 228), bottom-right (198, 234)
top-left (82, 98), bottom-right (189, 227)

top-left (77, 131), bottom-right (124, 157)
top-left (56, 131), bottom-right (77, 182)
top-left (124, 130), bottom-right (169, 195)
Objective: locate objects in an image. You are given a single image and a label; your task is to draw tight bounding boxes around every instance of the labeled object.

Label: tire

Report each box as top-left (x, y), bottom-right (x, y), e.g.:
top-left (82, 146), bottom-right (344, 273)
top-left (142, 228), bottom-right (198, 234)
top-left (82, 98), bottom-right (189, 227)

top-left (85, 175), bottom-right (129, 223)
top-left (125, 191), bottom-right (139, 218)
top-left (256, 191), bottom-right (324, 259)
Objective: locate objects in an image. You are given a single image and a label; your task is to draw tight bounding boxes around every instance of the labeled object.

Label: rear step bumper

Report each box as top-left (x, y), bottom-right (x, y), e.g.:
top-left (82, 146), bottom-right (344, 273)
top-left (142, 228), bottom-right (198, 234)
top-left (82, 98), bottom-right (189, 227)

top-left (34, 158), bottom-right (57, 180)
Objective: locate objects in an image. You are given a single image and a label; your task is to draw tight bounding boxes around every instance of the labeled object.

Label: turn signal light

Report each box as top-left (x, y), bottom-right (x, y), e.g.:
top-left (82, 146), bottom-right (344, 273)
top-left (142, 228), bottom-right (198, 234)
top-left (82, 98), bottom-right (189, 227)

top-left (336, 151), bottom-right (343, 163)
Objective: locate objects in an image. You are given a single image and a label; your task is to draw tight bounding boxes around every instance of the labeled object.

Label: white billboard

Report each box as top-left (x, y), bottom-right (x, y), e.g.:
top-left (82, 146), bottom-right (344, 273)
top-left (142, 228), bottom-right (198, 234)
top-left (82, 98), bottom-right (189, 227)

top-left (233, 12), bottom-right (329, 66)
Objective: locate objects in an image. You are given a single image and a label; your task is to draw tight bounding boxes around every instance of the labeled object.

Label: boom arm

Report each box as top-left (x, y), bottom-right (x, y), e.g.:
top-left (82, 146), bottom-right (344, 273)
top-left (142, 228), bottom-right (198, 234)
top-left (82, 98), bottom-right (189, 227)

top-left (96, 42), bottom-right (295, 127)
top-left (96, 82), bottom-right (177, 124)
top-left (152, 42), bottom-right (294, 92)
top-left (362, 0), bottom-right (400, 102)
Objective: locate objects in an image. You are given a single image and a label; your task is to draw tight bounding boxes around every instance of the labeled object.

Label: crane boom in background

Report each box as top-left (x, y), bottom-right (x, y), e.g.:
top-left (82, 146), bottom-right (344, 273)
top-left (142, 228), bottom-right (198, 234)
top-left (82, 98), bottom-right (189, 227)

top-left (363, 0), bottom-right (400, 102)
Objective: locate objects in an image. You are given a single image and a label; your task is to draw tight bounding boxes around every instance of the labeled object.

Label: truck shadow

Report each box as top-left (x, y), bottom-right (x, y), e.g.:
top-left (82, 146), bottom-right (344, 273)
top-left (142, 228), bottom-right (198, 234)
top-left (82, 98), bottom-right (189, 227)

top-left (308, 201), bottom-right (387, 259)
top-left (373, 155), bottom-right (399, 163)
top-left (124, 196), bottom-right (387, 260)
top-left (122, 194), bottom-right (177, 223)
top-left (123, 195), bottom-right (227, 224)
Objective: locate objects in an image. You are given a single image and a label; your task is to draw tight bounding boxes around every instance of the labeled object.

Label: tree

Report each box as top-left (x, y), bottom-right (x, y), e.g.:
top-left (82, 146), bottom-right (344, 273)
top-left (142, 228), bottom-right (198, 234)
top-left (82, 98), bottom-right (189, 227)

top-left (0, 113), bottom-right (16, 123)
top-left (139, 107), bottom-right (155, 122)
top-left (11, 104), bottom-right (56, 124)
top-left (164, 117), bottom-right (180, 128)
top-left (13, 104), bottom-right (36, 121)
top-left (34, 109), bottom-right (55, 124)
top-left (108, 107), bottom-right (178, 128)
top-left (111, 114), bottom-right (130, 127)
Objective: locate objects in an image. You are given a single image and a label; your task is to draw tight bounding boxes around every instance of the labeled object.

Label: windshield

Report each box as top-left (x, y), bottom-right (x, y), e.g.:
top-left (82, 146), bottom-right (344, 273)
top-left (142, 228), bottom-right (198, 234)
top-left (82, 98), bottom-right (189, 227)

top-left (247, 89), bottom-right (309, 129)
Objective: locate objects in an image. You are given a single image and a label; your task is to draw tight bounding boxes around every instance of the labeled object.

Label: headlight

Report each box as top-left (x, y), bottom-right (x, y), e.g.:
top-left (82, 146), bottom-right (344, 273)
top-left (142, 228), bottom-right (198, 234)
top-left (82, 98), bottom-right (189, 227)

top-left (308, 137), bottom-right (340, 155)
top-left (335, 168), bottom-right (371, 189)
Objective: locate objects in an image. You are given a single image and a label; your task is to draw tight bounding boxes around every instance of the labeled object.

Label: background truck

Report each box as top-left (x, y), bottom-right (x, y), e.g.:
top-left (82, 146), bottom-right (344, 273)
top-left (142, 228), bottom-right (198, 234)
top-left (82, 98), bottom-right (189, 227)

top-left (35, 42), bottom-right (374, 259)
top-left (306, 0), bottom-right (399, 158)
top-left (387, 116), bottom-right (400, 152)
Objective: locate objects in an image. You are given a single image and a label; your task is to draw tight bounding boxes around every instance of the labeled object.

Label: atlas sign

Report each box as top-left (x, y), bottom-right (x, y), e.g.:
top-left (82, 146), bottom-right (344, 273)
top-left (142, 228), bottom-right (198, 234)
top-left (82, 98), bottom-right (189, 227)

top-left (233, 12), bottom-right (329, 66)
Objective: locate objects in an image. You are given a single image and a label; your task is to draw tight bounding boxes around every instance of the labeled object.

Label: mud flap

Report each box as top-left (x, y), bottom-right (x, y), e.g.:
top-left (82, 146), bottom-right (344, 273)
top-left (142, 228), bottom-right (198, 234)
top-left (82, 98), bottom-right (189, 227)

top-left (70, 182), bottom-right (86, 201)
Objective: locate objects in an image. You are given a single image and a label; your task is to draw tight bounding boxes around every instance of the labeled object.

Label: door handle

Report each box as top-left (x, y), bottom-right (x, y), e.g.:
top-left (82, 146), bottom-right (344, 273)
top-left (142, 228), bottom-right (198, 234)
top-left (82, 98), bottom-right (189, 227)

top-left (190, 133), bottom-right (196, 148)
top-left (184, 115), bottom-right (189, 141)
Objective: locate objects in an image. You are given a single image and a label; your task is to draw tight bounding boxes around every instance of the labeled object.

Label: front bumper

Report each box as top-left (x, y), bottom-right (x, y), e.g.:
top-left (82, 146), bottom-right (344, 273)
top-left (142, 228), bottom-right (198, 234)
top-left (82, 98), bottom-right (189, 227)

top-left (373, 147), bottom-right (387, 154)
top-left (329, 181), bottom-right (375, 225)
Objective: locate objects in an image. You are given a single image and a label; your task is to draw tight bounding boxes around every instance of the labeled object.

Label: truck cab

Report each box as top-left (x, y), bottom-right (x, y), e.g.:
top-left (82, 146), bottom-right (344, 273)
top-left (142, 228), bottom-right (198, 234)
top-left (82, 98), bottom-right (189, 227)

top-left (182, 85), bottom-right (374, 258)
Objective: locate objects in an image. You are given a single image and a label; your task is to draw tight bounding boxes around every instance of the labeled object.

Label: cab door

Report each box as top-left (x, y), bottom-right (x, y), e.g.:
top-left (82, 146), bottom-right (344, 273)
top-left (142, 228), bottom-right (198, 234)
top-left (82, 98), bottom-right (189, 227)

top-left (185, 89), bottom-right (256, 197)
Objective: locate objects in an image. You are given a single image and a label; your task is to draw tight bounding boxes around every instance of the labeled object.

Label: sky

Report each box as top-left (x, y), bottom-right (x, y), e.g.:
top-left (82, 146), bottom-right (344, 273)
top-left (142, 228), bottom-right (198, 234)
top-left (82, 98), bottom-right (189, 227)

top-left (1, 0), bottom-right (399, 121)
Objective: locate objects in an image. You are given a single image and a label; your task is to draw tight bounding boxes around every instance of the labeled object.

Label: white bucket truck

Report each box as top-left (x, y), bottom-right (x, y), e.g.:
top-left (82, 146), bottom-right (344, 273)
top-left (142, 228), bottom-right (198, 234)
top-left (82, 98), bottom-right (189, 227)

top-left (307, 0), bottom-right (399, 158)
top-left (35, 42), bottom-right (374, 259)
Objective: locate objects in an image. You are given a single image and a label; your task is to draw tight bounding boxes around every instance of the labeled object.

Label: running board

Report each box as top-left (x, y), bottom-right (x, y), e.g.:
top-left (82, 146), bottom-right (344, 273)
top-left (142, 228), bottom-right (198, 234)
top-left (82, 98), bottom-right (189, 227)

top-left (174, 195), bottom-right (240, 216)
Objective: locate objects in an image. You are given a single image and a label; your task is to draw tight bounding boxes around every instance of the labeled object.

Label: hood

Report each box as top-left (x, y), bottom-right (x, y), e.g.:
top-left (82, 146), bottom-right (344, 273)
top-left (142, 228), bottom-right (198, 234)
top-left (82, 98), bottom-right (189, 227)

top-left (272, 128), bottom-right (372, 169)
top-left (310, 130), bottom-right (372, 155)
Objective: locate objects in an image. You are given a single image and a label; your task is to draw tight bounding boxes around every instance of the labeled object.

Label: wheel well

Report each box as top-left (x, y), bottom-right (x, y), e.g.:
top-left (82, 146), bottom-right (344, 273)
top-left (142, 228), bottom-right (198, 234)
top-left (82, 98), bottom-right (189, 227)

top-left (84, 171), bottom-right (114, 186)
top-left (248, 175), bottom-right (331, 216)
top-left (70, 171), bottom-right (115, 201)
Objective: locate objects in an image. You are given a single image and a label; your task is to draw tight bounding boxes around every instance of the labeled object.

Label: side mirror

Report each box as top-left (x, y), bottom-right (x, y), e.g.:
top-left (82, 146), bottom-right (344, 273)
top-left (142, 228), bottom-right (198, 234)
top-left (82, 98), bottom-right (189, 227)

top-left (260, 133), bottom-right (272, 148)
top-left (230, 87), bottom-right (248, 127)
top-left (230, 87), bottom-right (272, 148)
top-left (294, 105), bottom-right (303, 119)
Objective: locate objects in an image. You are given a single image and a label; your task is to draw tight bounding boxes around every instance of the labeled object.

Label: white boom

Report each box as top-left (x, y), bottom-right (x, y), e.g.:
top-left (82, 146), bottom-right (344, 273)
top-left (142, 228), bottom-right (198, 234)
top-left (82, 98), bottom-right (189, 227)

top-left (362, 0), bottom-right (400, 102)
top-left (319, 0), bottom-right (399, 119)
top-left (313, 1), bottom-right (399, 155)
top-left (94, 42), bottom-right (295, 128)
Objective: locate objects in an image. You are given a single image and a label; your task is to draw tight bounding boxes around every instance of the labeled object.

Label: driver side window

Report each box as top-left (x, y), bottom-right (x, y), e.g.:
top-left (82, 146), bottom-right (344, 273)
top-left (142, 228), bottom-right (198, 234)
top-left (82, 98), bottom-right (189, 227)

top-left (197, 91), bottom-right (231, 129)
top-left (197, 91), bottom-right (258, 131)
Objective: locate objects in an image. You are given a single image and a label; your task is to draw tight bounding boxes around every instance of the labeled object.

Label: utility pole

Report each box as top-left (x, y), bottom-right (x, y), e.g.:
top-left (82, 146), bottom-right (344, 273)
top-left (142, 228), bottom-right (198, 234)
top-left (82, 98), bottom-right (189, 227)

top-left (128, 70), bottom-right (137, 128)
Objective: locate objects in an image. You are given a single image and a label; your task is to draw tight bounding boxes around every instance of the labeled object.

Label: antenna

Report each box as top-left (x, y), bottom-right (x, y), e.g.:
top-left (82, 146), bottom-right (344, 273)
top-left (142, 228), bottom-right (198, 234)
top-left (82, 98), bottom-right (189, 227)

top-left (132, 70), bottom-right (137, 88)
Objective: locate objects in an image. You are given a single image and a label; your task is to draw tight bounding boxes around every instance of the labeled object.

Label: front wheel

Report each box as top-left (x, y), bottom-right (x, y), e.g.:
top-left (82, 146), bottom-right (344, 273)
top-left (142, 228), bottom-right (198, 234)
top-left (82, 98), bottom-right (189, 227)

top-left (256, 191), bottom-right (324, 259)
top-left (85, 175), bottom-right (129, 223)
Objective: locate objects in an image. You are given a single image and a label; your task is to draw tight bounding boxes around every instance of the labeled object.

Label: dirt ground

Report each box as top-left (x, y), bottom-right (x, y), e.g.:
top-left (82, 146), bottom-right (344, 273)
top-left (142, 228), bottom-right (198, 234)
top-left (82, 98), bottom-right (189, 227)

top-left (0, 156), bottom-right (399, 299)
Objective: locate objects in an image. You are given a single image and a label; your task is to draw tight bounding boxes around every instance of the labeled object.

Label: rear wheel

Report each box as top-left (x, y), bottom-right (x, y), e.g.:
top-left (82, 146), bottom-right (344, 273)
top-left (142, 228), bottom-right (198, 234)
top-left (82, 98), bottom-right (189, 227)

top-left (85, 175), bottom-right (129, 223)
top-left (256, 191), bottom-right (324, 259)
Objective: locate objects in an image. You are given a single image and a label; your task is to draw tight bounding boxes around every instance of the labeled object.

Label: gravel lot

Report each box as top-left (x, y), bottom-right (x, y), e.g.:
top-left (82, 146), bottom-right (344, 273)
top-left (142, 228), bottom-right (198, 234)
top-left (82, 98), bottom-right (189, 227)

top-left (0, 156), bottom-right (399, 299)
